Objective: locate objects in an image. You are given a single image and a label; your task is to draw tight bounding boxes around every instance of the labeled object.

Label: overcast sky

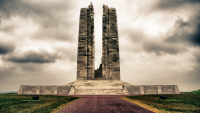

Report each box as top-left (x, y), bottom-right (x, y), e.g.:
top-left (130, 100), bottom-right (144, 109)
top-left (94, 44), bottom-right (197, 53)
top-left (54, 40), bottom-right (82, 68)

top-left (0, 0), bottom-right (200, 92)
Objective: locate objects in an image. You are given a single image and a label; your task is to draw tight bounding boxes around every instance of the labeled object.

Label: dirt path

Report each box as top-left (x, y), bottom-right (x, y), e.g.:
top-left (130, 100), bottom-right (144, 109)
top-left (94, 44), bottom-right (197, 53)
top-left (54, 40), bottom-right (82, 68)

top-left (57, 96), bottom-right (154, 113)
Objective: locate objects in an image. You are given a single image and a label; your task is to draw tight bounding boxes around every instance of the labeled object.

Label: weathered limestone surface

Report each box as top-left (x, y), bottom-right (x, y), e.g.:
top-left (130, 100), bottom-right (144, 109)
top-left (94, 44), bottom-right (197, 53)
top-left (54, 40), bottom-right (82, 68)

top-left (64, 81), bottom-right (180, 95)
top-left (40, 86), bottom-right (54, 95)
top-left (102, 5), bottom-right (120, 80)
top-left (18, 85), bottom-right (71, 95)
top-left (127, 86), bottom-right (141, 94)
top-left (57, 86), bottom-right (72, 95)
top-left (77, 3), bottom-right (94, 80)
top-left (18, 83), bottom-right (180, 95)
top-left (86, 3), bottom-right (95, 80)
top-left (127, 85), bottom-right (180, 95)
top-left (21, 86), bottom-right (36, 95)
top-left (77, 8), bottom-right (88, 80)
top-left (66, 80), bottom-right (130, 95)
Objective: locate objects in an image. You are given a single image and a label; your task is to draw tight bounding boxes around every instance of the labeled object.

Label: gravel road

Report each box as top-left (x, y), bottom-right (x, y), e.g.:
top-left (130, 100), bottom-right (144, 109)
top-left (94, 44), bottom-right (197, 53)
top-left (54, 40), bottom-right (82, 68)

top-left (57, 96), bottom-right (154, 113)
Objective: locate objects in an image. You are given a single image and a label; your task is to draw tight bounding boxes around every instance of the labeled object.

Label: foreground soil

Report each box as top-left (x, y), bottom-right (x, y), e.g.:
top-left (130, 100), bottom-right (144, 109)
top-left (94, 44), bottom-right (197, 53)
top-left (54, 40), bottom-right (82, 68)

top-left (57, 96), bottom-right (154, 113)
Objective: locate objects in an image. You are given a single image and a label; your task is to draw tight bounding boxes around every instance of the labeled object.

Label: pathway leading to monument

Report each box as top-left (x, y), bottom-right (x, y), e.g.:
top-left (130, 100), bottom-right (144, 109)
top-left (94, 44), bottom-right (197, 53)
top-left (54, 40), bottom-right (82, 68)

top-left (57, 96), bottom-right (154, 113)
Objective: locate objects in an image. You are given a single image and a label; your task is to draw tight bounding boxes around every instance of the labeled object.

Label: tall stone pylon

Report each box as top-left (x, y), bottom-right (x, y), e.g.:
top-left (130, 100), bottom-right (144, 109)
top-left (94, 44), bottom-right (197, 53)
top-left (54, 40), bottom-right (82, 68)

top-left (77, 2), bottom-right (95, 80)
top-left (102, 4), bottom-right (120, 80)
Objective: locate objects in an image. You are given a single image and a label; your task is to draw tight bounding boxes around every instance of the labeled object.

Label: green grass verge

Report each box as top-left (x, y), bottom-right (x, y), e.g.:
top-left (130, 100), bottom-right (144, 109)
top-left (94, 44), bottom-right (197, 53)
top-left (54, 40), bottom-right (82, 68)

top-left (0, 93), bottom-right (80, 113)
top-left (191, 89), bottom-right (200, 94)
top-left (126, 92), bottom-right (200, 113)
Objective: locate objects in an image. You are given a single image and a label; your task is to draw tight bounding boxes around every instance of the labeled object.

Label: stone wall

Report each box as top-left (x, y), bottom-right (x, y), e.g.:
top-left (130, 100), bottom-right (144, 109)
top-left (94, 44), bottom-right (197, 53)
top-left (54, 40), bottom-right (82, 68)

top-left (127, 85), bottom-right (180, 94)
top-left (18, 85), bottom-right (71, 95)
top-left (18, 83), bottom-right (180, 95)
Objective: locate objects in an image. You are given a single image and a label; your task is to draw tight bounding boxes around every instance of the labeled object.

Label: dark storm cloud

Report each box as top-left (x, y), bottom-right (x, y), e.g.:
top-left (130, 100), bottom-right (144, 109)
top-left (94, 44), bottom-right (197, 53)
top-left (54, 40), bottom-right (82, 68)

top-left (152, 0), bottom-right (200, 46)
top-left (166, 14), bottom-right (200, 46)
top-left (142, 40), bottom-right (186, 56)
top-left (6, 49), bottom-right (60, 63)
top-left (0, 0), bottom-right (72, 20)
top-left (151, 0), bottom-right (200, 47)
top-left (153, 0), bottom-right (200, 10)
top-left (0, 0), bottom-right (77, 41)
top-left (142, 15), bottom-right (200, 55)
top-left (190, 24), bottom-right (200, 46)
top-left (174, 17), bottom-right (190, 28)
top-left (0, 41), bottom-right (15, 54)
top-left (165, 16), bottom-right (191, 43)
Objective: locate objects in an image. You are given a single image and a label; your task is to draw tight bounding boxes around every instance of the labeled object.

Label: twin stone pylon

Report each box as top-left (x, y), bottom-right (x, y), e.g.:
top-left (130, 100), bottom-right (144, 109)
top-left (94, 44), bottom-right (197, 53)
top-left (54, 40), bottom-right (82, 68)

top-left (17, 3), bottom-right (180, 95)
top-left (77, 3), bottom-right (120, 80)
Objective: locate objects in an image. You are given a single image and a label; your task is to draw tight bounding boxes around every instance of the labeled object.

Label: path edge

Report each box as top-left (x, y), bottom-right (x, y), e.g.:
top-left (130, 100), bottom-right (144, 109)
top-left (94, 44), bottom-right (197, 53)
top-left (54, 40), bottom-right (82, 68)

top-left (119, 96), bottom-right (171, 113)
top-left (50, 97), bottom-right (81, 113)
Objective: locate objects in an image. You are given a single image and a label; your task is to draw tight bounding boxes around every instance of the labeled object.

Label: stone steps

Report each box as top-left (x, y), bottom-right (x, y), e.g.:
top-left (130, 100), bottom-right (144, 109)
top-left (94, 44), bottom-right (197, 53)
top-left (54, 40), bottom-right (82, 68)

top-left (74, 89), bottom-right (124, 95)
top-left (67, 80), bottom-right (130, 85)
top-left (75, 85), bottom-right (122, 89)
top-left (67, 80), bottom-right (129, 95)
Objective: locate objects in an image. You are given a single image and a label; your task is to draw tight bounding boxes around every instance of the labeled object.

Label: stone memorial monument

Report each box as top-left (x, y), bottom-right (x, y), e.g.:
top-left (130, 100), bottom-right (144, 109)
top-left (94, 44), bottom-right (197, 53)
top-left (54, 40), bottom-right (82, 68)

top-left (18, 3), bottom-right (180, 95)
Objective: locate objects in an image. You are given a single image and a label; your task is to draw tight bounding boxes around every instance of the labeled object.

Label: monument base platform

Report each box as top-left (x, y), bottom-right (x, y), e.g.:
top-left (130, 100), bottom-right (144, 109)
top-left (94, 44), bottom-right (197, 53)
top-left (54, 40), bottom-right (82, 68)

top-left (18, 80), bottom-right (180, 95)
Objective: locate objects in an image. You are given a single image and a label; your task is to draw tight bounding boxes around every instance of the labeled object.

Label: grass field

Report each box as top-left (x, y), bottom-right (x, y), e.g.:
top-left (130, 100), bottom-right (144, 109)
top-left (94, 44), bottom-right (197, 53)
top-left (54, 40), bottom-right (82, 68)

top-left (122, 92), bottom-right (200, 113)
top-left (1, 92), bottom-right (200, 113)
top-left (0, 93), bottom-right (80, 113)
